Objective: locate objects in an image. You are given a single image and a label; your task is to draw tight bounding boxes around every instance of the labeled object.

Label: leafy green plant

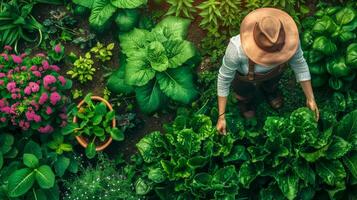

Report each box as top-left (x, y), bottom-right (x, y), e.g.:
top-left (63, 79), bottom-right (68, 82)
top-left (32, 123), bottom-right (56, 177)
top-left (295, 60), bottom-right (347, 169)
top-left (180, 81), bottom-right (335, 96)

top-left (72, 0), bottom-right (147, 32)
top-left (238, 108), bottom-right (357, 199)
top-left (90, 42), bottom-right (115, 62)
top-left (71, 89), bottom-right (83, 99)
top-left (165, 0), bottom-right (196, 19)
top-left (63, 94), bottom-right (124, 159)
top-left (63, 154), bottom-right (139, 200)
top-left (109, 16), bottom-right (199, 113)
top-left (135, 113), bottom-right (242, 199)
top-left (67, 52), bottom-right (96, 83)
top-left (301, 5), bottom-right (357, 91)
top-left (197, 0), bottom-right (222, 33)
top-left (219, 0), bottom-right (243, 28)
top-left (0, 134), bottom-right (15, 170)
top-left (115, 9), bottom-right (141, 32)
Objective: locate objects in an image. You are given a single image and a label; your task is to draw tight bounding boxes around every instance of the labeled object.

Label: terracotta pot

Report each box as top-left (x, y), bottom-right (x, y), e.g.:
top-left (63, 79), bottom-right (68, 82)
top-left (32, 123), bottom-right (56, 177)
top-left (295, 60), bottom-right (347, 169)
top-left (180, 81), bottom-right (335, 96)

top-left (73, 96), bottom-right (116, 151)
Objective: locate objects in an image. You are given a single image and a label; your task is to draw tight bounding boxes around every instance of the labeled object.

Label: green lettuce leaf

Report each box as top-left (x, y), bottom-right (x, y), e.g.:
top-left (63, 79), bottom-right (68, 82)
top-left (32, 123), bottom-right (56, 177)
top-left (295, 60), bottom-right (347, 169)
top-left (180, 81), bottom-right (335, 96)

top-left (110, 0), bottom-right (147, 8)
top-left (153, 16), bottom-right (191, 41)
top-left (156, 67), bottom-right (198, 104)
top-left (125, 59), bottom-right (156, 86)
top-left (135, 80), bottom-right (168, 113)
top-left (163, 40), bottom-right (197, 68)
top-left (316, 159), bottom-right (346, 186)
top-left (89, 0), bottom-right (117, 30)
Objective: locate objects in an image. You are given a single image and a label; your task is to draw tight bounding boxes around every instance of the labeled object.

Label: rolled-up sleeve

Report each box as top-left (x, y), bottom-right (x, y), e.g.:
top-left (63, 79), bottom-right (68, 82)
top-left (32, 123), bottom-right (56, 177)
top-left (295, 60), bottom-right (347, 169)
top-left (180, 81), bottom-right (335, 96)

top-left (289, 43), bottom-right (311, 82)
top-left (217, 41), bottom-right (240, 97)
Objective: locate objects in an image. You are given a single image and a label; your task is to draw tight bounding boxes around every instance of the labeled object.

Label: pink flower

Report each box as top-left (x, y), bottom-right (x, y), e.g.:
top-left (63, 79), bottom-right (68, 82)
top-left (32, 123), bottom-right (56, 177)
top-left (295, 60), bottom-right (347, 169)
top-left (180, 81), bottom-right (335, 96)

top-left (0, 99), bottom-right (6, 107)
top-left (54, 44), bottom-right (62, 53)
top-left (1, 53), bottom-right (8, 61)
top-left (29, 82), bottom-right (39, 93)
top-left (6, 82), bottom-right (16, 92)
top-left (39, 93), bottom-right (48, 105)
top-left (0, 73), bottom-right (5, 78)
top-left (21, 66), bottom-right (27, 71)
top-left (46, 107), bottom-right (52, 115)
top-left (4, 46), bottom-right (12, 51)
top-left (50, 92), bottom-right (61, 105)
top-left (36, 53), bottom-right (46, 57)
top-left (0, 117), bottom-right (6, 122)
top-left (11, 93), bottom-right (17, 99)
top-left (59, 113), bottom-right (67, 120)
top-left (25, 110), bottom-right (40, 122)
top-left (0, 80), bottom-right (4, 85)
top-left (51, 65), bottom-right (60, 72)
top-left (33, 115), bottom-right (41, 122)
top-left (32, 71), bottom-right (41, 77)
top-left (58, 76), bottom-right (66, 86)
top-left (30, 65), bottom-right (38, 71)
top-left (0, 106), bottom-right (11, 114)
top-left (43, 75), bottom-right (56, 89)
top-left (20, 53), bottom-right (27, 58)
top-left (38, 125), bottom-right (54, 133)
top-left (42, 60), bottom-right (49, 70)
top-left (24, 87), bottom-right (32, 95)
top-left (11, 55), bottom-right (22, 64)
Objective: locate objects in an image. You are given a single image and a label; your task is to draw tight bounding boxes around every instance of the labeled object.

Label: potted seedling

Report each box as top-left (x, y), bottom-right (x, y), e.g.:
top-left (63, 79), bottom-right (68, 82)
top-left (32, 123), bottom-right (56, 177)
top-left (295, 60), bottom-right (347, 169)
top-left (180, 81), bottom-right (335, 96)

top-left (63, 93), bottom-right (124, 158)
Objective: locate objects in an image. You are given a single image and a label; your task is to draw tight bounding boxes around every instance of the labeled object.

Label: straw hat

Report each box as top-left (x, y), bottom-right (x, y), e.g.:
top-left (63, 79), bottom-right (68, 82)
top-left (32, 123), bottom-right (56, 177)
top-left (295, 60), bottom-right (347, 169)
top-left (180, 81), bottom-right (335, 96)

top-left (240, 8), bottom-right (299, 67)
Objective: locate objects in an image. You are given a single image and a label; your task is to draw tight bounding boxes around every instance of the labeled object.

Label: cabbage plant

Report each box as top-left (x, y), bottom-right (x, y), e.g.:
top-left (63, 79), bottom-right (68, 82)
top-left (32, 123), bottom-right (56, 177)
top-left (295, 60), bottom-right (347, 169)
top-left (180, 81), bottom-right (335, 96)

top-left (109, 16), bottom-right (199, 113)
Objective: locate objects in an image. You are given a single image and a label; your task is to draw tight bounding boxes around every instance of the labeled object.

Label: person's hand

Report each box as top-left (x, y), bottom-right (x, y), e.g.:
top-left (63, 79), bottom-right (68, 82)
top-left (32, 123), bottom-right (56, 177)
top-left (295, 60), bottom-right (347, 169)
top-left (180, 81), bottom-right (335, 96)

top-left (216, 117), bottom-right (227, 135)
top-left (307, 99), bottom-right (319, 121)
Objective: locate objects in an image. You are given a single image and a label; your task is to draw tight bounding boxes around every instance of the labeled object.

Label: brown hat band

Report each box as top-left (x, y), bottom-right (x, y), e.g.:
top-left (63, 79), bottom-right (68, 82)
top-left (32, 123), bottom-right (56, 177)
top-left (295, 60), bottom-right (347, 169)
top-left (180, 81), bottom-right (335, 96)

top-left (253, 22), bottom-right (286, 53)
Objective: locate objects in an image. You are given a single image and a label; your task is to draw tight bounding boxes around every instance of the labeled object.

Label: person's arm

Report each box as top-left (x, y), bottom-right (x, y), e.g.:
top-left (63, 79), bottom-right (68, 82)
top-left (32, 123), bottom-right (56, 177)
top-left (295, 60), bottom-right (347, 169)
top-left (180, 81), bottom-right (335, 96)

top-left (289, 43), bottom-right (319, 120)
top-left (217, 40), bottom-right (240, 134)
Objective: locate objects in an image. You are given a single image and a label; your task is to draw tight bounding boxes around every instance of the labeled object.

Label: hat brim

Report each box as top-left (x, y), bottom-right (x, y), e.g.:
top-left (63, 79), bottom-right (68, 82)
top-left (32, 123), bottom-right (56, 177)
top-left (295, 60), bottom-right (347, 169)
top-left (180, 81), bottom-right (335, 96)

top-left (240, 8), bottom-right (299, 67)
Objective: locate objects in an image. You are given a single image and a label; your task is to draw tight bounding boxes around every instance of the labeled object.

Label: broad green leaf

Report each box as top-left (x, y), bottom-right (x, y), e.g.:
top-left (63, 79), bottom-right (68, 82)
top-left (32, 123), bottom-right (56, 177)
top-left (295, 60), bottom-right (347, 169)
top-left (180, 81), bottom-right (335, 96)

top-left (239, 162), bottom-right (262, 188)
top-left (163, 40), bottom-right (197, 69)
top-left (192, 173), bottom-right (212, 189)
top-left (135, 80), bottom-right (168, 113)
top-left (119, 29), bottom-right (151, 55)
top-left (312, 36), bottom-right (337, 55)
top-left (292, 159), bottom-right (315, 185)
top-left (107, 64), bottom-right (135, 94)
top-left (93, 126), bottom-right (105, 137)
top-left (187, 156), bottom-right (207, 169)
top-left (157, 67), bottom-right (198, 104)
top-left (89, 0), bottom-right (117, 30)
top-left (136, 131), bottom-right (162, 163)
top-left (147, 41), bottom-right (169, 72)
top-left (153, 16), bottom-right (191, 40)
top-left (35, 165), bottom-right (55, 189)
top-left (110, 0), bottom-right (147, 8)
top-left (212, 165), bottom-right (237, 186)
top-left (275, 172), bottom-right (299, 200)
top-left (85, 142), bottom-right (96, 159)
top-left (172, 157), bottom-right (192, 179)
top-left (148, 167), bottom-right (166, 183)
top-left (73, 0), bottom-right (94, 8)
top-left (316, 160), bottom-right (346, 186)
top-left (23, 154), bottom-right (39, 169)
top-left (0, 134), bottom-right (14, 154)
top-left (26, 188), bottom-right (47, 200)
top-left (94, 102), bottom-right (106, 115)
top-left (43, 184), bottom-right (60, 200)
top-left (135, 178), bottom-right (151, 195)
top-left (92, 115), bottom-right (103, 125)
top-left (342, 152), bottom-right (357, 179)
top-left (335, 7), bottom-right (355, 25)
top-left (24, 141), bottom-right (42, 159)
top-left (300, 144), bottom-right (329, 162)
top-left (335, 109), bottom-right (357, 147)
top-left (125, 59), bottom-right (156, 86)
top-left (110, 127), bottom-right (124, 141)
top-left (8, 168), bottom-right (36, 197)
top-left (326, 136), bottom-right (352, 159)
top-left (54, 156), bottom-right (70, 177)
top-left (346, 43), bottom-right (357, 68)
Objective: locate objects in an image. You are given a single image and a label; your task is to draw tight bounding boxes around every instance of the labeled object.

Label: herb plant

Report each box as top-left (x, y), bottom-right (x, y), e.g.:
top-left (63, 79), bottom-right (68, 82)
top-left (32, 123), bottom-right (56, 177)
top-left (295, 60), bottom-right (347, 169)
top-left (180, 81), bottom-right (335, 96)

top-left (165, 0), bottom-right (196, 19)
top-left (111, 16), bottom-right (199, 113)
top-left (63, 94), bottom-right (124, 159)
top-left (301, 5), bottom-right (357, 91)
top-left (67, 52), bottom-right (95, 84)
top-left (90, 42), bottom-right (115, 62)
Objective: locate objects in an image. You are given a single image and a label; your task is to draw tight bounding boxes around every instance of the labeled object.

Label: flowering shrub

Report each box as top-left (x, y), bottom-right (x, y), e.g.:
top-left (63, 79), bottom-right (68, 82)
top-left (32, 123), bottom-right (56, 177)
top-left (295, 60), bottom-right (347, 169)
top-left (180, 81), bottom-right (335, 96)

top-left (0, 46), bottom-right (72, 133)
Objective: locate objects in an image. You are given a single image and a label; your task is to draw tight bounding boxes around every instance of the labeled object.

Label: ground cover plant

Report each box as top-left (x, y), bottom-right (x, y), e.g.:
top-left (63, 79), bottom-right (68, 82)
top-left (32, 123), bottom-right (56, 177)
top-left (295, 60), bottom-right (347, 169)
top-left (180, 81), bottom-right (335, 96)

top-left (0, 0), bottom-right (356, 200)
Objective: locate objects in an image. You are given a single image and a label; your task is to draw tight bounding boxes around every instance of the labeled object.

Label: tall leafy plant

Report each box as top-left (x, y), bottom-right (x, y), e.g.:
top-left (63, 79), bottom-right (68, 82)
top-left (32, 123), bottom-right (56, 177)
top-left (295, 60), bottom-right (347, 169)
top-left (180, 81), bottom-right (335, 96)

top-left (165, 0), bottom-right (196, 19)
top-left (109, 16), bottom-right (199, 113)
top-left (72, 0), bottom-right (147, 32)
top-left (301, 5), bottom-right (357, 91)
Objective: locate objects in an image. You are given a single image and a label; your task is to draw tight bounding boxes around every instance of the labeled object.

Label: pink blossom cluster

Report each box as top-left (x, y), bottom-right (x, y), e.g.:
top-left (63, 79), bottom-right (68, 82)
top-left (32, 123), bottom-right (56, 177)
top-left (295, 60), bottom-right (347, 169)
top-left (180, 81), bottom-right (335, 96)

top-left (0, 46), bottom-right (70, 133)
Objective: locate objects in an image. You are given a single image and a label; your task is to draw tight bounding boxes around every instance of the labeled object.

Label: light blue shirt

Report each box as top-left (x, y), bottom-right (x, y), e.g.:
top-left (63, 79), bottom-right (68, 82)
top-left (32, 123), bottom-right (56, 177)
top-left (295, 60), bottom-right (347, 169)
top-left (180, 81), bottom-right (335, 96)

top-left (217, 35), bottom-right (311, 97)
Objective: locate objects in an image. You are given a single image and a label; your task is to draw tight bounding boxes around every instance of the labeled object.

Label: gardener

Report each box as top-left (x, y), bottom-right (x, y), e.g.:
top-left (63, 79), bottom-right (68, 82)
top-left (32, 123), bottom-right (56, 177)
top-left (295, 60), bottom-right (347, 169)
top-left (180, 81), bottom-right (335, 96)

top-left (216, 8), bottom-right (319, 135)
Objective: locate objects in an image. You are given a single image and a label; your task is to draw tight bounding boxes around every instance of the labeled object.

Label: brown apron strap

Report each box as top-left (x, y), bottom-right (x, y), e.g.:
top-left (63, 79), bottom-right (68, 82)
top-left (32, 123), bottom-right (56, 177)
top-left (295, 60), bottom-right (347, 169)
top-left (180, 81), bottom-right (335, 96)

top-left (248, 59), bottom-right (255, 81)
